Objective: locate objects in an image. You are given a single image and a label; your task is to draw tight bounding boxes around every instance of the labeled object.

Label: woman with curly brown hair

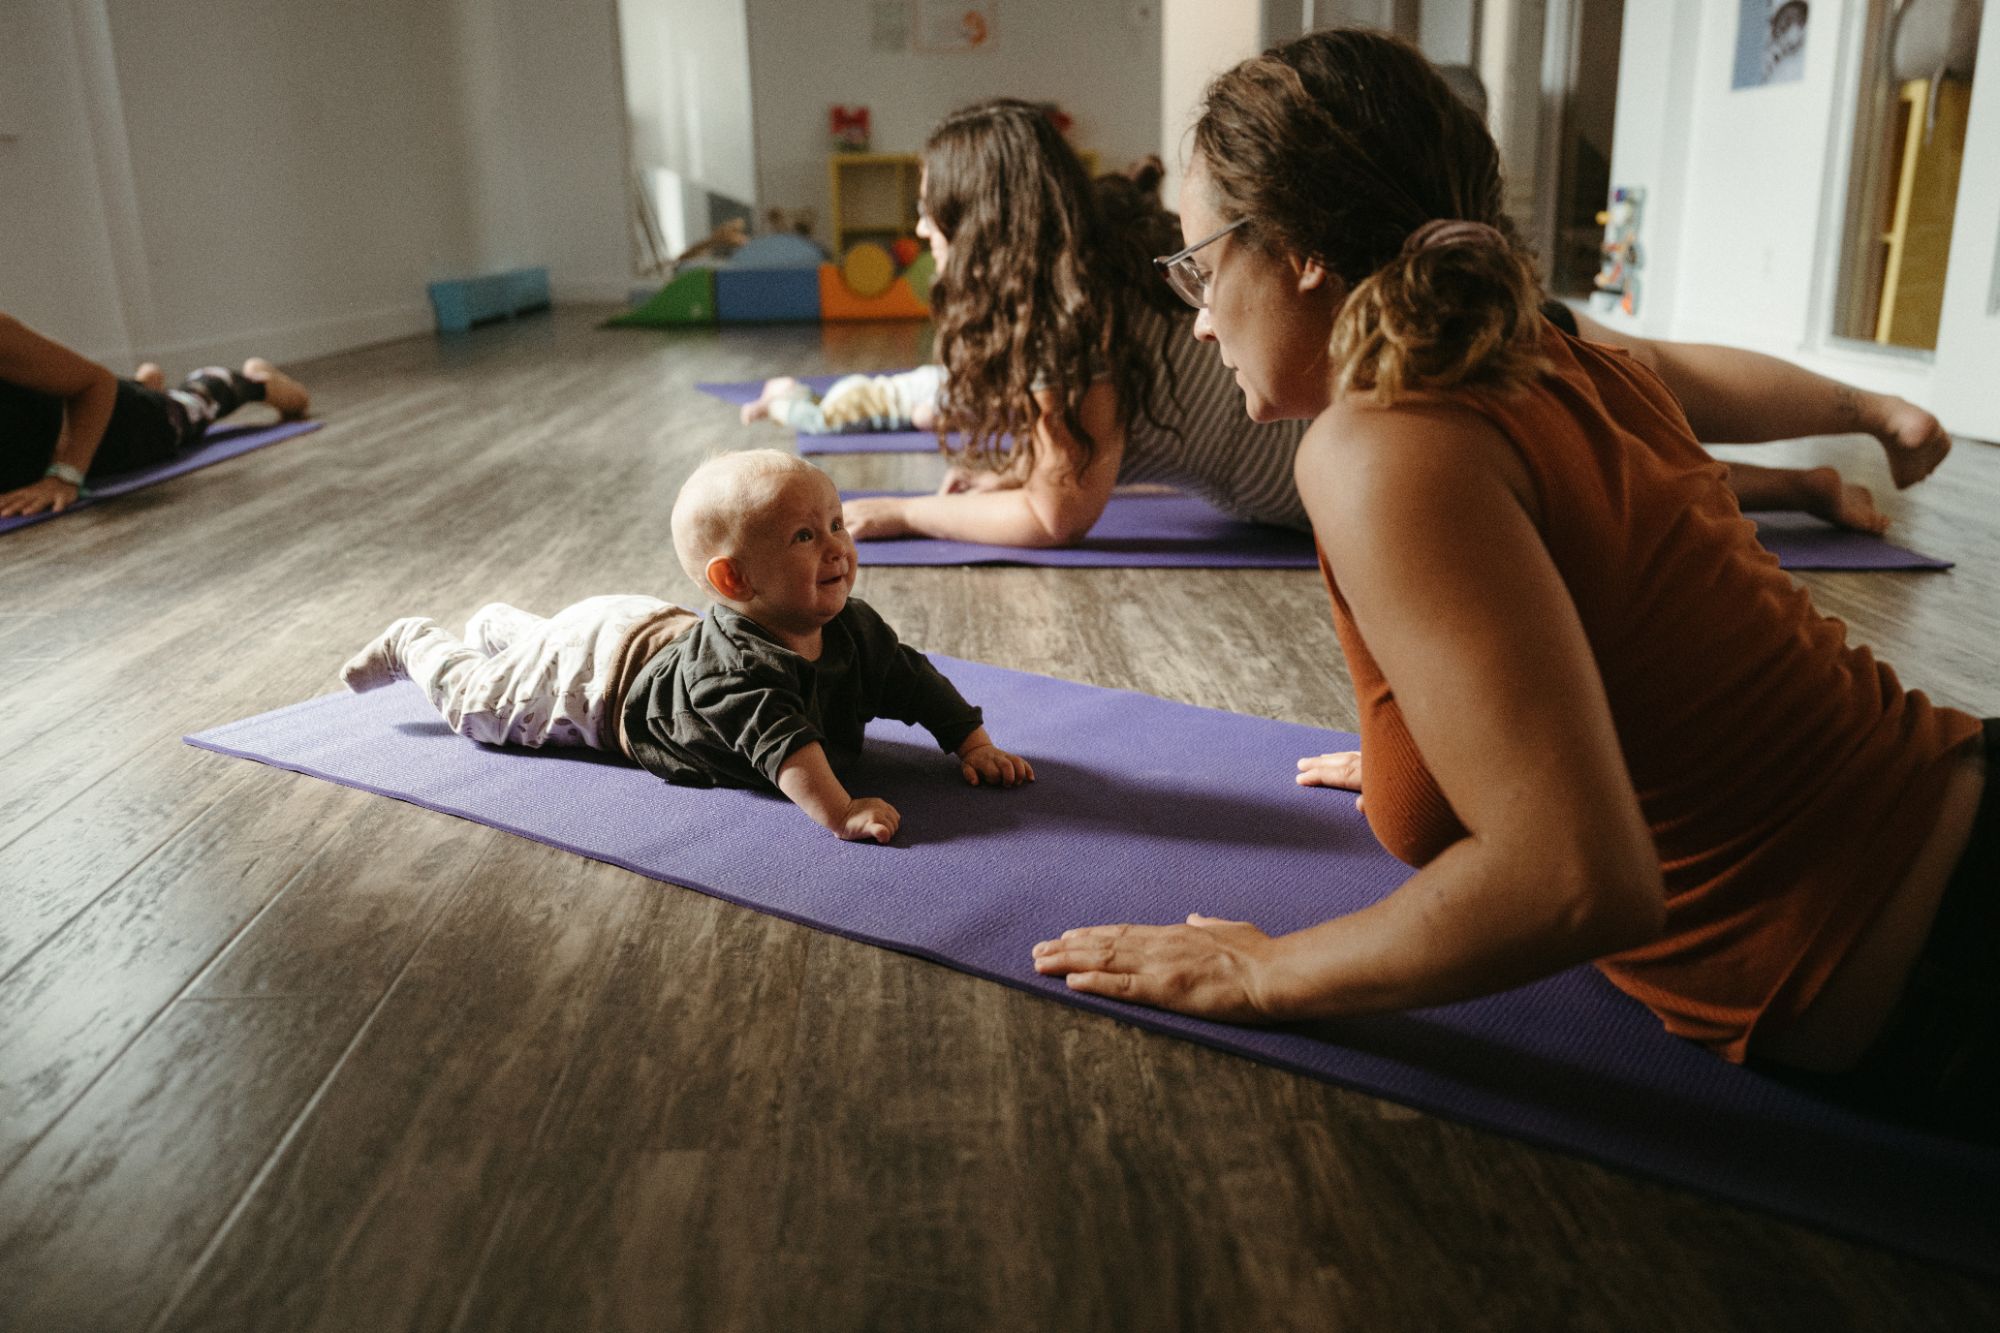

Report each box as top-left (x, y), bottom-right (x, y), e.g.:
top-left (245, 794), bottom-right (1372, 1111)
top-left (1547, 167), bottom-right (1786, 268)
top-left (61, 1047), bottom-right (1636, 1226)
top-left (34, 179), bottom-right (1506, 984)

top-left (840, 98), bottom-right (1950, 548)
top-left (1030, 29), bottom-right (1996, 1137)
top-left (840, 100), bottom-right (1312, 547)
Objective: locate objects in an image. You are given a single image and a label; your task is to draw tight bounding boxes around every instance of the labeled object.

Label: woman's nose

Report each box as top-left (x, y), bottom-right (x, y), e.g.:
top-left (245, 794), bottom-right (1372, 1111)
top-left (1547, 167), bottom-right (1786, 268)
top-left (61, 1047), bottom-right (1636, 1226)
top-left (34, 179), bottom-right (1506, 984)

top-left (1192, 307), bottom-right (1216, 341)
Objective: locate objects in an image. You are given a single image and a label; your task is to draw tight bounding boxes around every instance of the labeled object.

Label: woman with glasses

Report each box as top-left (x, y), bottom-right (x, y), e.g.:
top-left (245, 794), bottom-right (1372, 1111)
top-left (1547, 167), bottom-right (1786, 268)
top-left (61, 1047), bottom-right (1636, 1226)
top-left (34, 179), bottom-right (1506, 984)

top-left (842, 101), bottom-right (1949, 550)
top-left (840, 104), bottom-right (1314, 548)
top-left (1030, 29), bottom-right (1995, 1137)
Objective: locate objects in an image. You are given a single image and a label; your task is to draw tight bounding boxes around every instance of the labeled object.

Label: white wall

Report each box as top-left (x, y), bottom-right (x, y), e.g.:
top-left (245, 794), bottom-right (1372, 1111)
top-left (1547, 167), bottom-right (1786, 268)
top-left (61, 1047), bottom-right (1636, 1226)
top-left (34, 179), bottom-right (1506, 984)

top-left (745, 0), bottom-right (1164, 245)
top-left (1603, 0), bottom-right (2000, 440)
top-left (618, 0), bottom-right (757, 206)
top-left (1162, 0), bottom-right (1265, 209)
top-left (0, 0), bottom-right (630, 371)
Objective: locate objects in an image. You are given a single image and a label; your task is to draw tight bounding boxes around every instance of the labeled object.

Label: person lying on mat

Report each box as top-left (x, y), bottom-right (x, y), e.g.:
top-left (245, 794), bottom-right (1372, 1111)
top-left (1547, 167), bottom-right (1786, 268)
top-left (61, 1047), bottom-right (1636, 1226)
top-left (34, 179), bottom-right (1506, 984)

top-left (1542, 302), bottom-right (1952, 535)
top-left (1031, 29), bottom-right (1993, 1139)
top-left (837, 113), bottom-right (1948, 547)
top-left (340, 450), bottom-right (1032, 844)
top-left (740, 364), bottom-right (945, 435)
top-left (0, 310), bottom-right (311, 518)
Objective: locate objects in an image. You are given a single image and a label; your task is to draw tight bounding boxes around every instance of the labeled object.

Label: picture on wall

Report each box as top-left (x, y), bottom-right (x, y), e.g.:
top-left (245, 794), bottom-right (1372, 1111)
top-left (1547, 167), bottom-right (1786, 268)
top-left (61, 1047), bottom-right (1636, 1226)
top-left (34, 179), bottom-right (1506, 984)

top-left (915, 1), bottom-right (996, 52)
top-left (1733, 0), bottom-right (1809, 88)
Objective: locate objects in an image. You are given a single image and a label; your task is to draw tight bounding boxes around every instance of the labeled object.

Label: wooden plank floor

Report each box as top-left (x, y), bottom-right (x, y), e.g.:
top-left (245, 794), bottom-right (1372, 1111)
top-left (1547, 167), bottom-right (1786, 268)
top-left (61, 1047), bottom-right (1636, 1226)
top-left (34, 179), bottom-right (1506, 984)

top-left (1, 306), bottom-right (1995, 1331)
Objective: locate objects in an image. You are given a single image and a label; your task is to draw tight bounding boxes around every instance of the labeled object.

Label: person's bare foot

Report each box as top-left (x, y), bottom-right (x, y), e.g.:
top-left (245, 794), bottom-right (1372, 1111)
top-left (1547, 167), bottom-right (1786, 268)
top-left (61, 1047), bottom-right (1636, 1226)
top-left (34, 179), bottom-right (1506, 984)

top-left (134, 362), bottom-right (166, 391)
top-left (741, 375), bottom-right (803, 425)
top-left (242, 357), bottom-right (311, 419)
top-left (1797, 465), bottom-right (1890, 534)
top-left (1869, 394), bottom-right (1951, 489)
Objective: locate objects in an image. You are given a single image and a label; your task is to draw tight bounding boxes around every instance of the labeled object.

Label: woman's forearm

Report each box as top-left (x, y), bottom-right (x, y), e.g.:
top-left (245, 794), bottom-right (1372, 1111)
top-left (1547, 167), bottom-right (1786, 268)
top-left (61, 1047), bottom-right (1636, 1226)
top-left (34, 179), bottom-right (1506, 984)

top-left (1265, 833), bottom-right (1663, 1019)
top-left (896, 485), bottom-right (1100, 547)
top-left (53, 368), bottom-right (120, 477)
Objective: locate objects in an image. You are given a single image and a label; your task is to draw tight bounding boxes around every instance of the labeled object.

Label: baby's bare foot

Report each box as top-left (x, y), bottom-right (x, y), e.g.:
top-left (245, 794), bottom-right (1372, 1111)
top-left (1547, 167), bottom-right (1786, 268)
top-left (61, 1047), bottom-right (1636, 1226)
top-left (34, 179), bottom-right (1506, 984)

top-left (1798, 465), bottom-right (1889, 534)
top-left (740, 376), bottom-right (803, 425)
top-left (340, 617), bottom-right (425, 691)
top-left (1872, 395), bottom-right (1951, 489)
top-left (134, 363), bottom-right (166, 391)
top-left (242, 357), bottom-right (311, 419)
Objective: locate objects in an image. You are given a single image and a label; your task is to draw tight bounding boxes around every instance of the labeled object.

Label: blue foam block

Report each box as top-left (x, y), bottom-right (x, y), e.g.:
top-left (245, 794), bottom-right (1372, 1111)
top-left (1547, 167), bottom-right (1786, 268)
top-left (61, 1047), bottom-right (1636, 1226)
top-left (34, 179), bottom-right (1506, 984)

top-left (427, 266), bottom-right (552, 334)
top-left (714, 266), bottom-right (823, 323)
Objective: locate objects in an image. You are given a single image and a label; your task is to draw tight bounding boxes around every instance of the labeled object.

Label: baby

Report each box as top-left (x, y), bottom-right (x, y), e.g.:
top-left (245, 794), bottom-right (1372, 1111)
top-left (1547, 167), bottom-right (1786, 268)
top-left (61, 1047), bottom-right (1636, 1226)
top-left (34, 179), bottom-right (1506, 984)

top-left (339, 449), bottom-right (1031, 842)
top-left (740, 365), bottom-right (944, 435)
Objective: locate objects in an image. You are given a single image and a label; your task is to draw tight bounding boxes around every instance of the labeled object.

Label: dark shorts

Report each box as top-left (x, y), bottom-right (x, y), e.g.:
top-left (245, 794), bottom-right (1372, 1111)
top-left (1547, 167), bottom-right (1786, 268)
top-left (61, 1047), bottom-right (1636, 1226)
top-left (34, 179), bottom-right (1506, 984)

top-left (1769, 719), bottom-right (2000, 1141)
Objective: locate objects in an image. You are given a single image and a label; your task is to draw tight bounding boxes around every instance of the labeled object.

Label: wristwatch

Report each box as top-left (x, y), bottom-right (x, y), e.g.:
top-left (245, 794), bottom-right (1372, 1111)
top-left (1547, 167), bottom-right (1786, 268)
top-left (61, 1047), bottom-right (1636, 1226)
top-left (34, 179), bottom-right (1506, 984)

top-left (44, 462), bottom-right (86, 487)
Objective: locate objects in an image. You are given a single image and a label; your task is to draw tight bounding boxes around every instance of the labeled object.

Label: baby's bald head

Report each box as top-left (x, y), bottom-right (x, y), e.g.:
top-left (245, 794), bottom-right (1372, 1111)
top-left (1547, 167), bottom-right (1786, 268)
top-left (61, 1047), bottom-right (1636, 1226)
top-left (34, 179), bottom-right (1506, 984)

top-left (671, 449), bottom-right (832, 593)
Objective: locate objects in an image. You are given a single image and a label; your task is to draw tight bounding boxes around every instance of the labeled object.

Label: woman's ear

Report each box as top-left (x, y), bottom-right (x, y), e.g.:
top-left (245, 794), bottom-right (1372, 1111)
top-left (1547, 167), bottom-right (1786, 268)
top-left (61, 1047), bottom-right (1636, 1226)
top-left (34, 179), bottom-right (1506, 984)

top-left (1296, 255), bottom-right (1329, 293)
top-left (706, 555), bottom-right (749, 602)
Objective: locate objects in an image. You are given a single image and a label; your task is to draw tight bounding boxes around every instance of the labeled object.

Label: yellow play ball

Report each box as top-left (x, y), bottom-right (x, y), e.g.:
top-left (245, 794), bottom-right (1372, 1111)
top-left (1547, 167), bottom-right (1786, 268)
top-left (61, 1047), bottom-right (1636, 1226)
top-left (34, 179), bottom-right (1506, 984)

top-left (841, 242), bottom-right (897, 298)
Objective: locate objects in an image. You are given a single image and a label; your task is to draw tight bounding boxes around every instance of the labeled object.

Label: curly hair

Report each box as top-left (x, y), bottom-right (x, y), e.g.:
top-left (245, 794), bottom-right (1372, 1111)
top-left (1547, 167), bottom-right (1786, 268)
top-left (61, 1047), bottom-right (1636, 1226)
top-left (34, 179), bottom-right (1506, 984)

top-left (1192, 29), bottom-right (1548, 402)
top-left (921, 101), bottom-right (1186, 476)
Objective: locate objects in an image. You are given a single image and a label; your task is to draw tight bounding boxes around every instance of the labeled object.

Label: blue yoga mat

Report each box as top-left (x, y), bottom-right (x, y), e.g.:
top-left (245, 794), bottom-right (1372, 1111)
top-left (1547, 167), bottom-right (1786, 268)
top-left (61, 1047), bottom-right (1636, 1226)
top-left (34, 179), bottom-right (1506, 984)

top-left (0, 420), bottom-right (325, 535)
top-left (846, 491), bottom-right (1950, 572)
top-left (184, 659), bottom-right (2000, 1275)
top-left (697, 372), bottom-right (937, 455)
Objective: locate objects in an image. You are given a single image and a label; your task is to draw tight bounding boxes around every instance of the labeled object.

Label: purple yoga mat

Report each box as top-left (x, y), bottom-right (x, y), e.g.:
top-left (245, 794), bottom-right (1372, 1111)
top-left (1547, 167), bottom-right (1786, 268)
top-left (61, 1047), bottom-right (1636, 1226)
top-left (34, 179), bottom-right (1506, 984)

top-left (851, 492), bottom-right (1950, 573)
top-left (1747, 510), bottom-right (1952, 570)
top-left (696, 372), bottom-right (938, 455)
top-left (852, 490), bottom-right (1319, 569)
top-left (0, 420), bottom-right (325, 536)
top-left (185, 659), bottom-right (2000, 1275)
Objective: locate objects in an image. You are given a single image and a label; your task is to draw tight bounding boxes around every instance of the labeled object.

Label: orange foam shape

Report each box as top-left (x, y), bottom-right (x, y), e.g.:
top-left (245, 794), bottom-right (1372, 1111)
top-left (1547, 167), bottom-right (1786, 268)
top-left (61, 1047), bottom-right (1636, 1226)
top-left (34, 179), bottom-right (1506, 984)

top-left (818, 264), bottom-right (931, 320)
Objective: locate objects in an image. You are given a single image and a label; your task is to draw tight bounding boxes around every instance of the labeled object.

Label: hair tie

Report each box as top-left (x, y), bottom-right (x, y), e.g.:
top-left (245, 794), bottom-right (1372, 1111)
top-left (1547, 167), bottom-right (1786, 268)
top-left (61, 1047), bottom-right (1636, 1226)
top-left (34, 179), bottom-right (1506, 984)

top-left (1402, 219), bottom-right (1507, 254)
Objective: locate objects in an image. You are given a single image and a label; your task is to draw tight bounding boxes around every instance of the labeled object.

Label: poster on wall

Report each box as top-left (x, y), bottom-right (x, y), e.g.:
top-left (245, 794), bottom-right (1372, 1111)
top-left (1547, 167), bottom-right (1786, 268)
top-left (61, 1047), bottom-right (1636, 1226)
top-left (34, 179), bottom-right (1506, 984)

top-left (1733, 0), bottom-right (1809, 88)
top-left (915, 1), bottom-right (996, 52)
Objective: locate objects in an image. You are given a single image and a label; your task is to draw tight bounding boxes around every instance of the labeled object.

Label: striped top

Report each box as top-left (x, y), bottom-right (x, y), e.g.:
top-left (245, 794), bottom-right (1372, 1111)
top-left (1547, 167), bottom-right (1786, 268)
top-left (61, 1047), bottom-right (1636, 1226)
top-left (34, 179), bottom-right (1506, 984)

top-left (1113, 306), bottom-right (1310, 529)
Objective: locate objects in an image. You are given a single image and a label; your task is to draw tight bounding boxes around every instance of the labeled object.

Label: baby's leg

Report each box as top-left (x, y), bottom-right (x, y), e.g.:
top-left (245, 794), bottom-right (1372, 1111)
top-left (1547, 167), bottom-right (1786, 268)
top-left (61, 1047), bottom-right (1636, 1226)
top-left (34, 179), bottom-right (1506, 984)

top-left (344, 596), bottom-right (674, 750)
top-left (741, 375), bottom-right (809, 425)
top-left (464, 601), bottom-right (546, 656)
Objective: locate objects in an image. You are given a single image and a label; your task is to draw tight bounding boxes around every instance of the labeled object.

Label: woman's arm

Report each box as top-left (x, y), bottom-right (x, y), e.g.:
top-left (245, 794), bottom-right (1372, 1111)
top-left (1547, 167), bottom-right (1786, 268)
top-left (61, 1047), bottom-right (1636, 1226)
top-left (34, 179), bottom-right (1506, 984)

top-left (0, 313), bottom-right (120, 516)
top-left (1034, 404), bottom-right (1663, 1020)
top-left (1570, 311), bottom-right (1949, 487)
top-left (843, 381), bottom-right (1125, 546)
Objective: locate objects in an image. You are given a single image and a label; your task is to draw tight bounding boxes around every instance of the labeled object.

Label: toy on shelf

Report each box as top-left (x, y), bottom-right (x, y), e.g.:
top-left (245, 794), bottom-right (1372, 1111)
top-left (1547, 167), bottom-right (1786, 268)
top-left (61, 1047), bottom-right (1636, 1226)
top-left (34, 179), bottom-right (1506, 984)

top-left (830, 105), bottom-right (871, 152)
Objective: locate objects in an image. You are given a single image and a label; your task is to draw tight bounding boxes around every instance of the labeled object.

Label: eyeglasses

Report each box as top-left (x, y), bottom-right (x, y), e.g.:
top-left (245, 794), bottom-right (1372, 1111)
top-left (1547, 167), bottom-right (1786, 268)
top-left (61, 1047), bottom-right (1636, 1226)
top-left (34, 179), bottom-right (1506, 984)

top-left (1154, 217), bottom-right (1248, 308)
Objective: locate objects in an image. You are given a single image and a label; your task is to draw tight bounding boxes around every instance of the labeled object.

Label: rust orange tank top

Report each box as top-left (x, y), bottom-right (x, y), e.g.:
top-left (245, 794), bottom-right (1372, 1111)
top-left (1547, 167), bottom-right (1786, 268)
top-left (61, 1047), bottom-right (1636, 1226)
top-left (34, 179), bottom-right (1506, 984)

top-left (1321, 324), bottom-right (1980, 1061)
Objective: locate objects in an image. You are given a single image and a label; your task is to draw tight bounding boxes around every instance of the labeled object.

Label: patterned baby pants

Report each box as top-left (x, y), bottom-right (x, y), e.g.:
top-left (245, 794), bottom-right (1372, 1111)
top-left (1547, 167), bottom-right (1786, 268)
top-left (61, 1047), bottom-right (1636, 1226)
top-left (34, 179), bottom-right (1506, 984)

top-left (388, 595), bottom-right (677, 750)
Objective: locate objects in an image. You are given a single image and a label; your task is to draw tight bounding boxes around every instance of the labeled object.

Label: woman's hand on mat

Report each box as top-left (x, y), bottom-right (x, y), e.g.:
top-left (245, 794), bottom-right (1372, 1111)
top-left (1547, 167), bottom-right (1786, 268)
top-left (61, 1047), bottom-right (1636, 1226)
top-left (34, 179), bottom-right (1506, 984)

top-left (1296, 750), bottom-right (1363, 811)
top-left (1032, 915), bottom-right (1284, 1022)
top-left (842, 496), bottom-right (912, 540)
top-left (958, 741), bottom-right (1035, 787)
top-left (838, 796), bottom-right (900, 844)
top-left (0, 476), bottom-right (80, 517)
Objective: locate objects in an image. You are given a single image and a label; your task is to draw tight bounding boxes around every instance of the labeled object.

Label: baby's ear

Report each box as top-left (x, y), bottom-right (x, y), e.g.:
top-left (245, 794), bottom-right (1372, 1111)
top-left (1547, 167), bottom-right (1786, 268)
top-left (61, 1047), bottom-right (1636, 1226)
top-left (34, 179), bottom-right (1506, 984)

top-left (705, 555), bottom-right (749, 602)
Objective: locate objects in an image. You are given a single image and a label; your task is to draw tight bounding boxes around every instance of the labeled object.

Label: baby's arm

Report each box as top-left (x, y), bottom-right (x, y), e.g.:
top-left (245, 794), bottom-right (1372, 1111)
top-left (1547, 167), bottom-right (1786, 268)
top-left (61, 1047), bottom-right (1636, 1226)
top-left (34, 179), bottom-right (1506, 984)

top-left (954, 725), bottom-right (1034, 787)
top-left (776, 741), bottom-right (900, 843)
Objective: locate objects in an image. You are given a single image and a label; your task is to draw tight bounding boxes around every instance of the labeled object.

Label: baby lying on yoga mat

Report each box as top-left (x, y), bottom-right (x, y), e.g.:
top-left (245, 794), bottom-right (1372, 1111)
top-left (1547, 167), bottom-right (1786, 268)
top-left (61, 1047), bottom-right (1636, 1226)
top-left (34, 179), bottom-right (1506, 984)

top-left (339, 449), bottom-right (1031, 843)
top-left (740, 365), bottom-right (944, 435)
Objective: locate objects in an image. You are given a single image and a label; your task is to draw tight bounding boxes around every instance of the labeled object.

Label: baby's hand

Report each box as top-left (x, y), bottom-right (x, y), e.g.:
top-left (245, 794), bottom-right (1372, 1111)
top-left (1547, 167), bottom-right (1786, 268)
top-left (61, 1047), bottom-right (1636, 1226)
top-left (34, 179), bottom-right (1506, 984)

top-left (959, 742), bottom-right (1035, 788)
top-left (838, 796), bottom-right (900, 844)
